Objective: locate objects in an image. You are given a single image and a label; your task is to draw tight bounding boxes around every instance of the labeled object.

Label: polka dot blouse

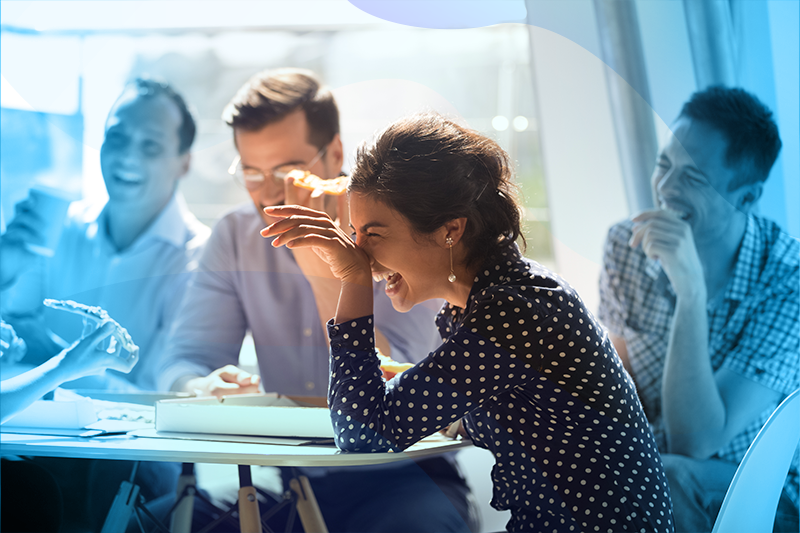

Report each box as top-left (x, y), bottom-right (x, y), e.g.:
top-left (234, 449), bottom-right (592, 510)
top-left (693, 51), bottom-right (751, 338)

top-left (328, 245), bottom-right (674, 533)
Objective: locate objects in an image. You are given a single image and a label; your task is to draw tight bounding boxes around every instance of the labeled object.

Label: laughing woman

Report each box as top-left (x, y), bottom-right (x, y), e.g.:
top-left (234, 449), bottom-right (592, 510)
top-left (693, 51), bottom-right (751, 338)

top-left (262, 114), bottom-right (674, 533)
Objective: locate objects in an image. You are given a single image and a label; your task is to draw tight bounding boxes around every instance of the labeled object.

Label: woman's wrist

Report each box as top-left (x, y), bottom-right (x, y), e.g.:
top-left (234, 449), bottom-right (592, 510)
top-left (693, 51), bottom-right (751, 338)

top-left (335, 276), bottom-right (374, 324)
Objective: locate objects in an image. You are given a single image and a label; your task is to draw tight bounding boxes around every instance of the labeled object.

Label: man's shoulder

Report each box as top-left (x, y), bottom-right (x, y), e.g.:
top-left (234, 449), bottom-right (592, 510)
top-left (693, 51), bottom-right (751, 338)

top-left (212, 202), bottom-right (263, 233)
top-left (177, 200), bottom-right (211, 253)
top-left (752, 216), bottom-right (799, 291)
top-left (203, 202), bottom-right (270, 259)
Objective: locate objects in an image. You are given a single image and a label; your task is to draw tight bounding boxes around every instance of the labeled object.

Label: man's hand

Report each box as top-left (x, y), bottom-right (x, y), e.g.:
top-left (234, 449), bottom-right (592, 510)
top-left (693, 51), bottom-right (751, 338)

top-left (184, 364), bottom-right (261, 399)
top-left (629, 209), bottom-right (706, 300)
top-left (0, 197), bottom-right (43, 289)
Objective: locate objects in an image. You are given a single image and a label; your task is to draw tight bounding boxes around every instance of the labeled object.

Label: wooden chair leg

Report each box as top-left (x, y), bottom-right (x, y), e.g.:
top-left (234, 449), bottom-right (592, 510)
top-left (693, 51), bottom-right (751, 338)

top-left (238, 465), bottom-right (262, 533)
top-left (289, 475), bottom-right (328, 533)
top-left (170, 463), bottom-right (196, 533)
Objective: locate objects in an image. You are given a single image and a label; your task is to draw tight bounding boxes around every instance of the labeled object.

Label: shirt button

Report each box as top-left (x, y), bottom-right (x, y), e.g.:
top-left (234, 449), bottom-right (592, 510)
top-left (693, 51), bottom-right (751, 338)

top-left (303, 328), bottom-right (313, 337)
top-left (332, 342), bottom-right (342, 350)
top-left (305, 381), bottom-right (315, 390)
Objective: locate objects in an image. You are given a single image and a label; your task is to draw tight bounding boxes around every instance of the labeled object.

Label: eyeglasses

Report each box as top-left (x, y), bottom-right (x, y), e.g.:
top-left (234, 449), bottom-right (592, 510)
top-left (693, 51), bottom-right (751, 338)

top-left (228, 146), bottom-right (328, 192)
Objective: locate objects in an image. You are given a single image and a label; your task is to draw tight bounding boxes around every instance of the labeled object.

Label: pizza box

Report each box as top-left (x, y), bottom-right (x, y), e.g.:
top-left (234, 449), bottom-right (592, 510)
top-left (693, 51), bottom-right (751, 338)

top-left (2, 397), bottom-right (98, 429)
top-left (155, 393), bottom-right (334, 439)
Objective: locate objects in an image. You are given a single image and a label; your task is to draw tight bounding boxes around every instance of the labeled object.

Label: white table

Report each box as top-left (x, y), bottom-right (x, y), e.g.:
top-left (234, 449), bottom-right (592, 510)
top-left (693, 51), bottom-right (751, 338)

top-left (1, 430), bottom-right (471, 532)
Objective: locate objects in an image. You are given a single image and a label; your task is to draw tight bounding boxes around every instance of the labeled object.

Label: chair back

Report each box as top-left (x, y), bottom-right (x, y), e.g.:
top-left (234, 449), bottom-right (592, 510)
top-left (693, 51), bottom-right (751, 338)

top-left (711, 388), bottom-right (800, 533)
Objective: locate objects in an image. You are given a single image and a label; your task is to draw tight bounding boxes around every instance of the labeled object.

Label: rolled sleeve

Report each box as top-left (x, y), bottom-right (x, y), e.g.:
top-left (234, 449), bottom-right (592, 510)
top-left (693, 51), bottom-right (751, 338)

top-left (720, 292), bottom-right (800, 395)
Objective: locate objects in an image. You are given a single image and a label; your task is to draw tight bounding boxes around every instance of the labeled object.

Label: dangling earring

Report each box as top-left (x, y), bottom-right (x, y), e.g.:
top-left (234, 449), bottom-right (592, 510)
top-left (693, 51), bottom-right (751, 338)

top-left (446, 236), bottom-right (456, 283)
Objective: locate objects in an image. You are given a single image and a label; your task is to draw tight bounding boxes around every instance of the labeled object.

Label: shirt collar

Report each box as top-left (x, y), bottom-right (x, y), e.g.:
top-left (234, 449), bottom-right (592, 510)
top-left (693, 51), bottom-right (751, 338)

top-left (439, 243), bottom-right (522, 323)
top-left (468, 243), bottom-right (524, 299)
top-left (725, 215), bottom-right (760, 302)
top-left (97, 191), bottom-right (189, 251)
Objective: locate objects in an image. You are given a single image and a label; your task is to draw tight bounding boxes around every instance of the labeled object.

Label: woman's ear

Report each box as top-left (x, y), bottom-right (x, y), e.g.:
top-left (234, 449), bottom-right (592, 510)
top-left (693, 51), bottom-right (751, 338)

top-left (442, 217), bottom-right (468, 246)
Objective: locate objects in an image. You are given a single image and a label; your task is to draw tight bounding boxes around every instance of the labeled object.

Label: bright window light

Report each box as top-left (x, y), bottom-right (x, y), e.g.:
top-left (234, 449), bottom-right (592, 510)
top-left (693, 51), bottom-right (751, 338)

top-left (492, 115), bottom-right (509, 131)
top-left (512, 115), bottom-right (528, 131)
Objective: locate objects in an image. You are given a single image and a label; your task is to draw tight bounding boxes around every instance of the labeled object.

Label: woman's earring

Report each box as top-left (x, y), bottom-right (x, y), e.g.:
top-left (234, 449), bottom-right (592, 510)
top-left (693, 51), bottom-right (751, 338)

top-left (446, 237), bottom-right (456, 283)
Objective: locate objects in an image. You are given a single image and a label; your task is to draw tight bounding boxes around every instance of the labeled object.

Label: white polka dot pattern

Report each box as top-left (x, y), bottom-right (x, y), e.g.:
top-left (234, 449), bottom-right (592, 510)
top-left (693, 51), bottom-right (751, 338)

top-left (328, 245), bottom-right (674, 532)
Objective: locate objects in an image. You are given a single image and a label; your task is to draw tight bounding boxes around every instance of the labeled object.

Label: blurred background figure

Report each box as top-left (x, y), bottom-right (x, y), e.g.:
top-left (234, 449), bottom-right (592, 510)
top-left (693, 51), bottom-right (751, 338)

top-left (0, 78), bottom-right (208, 532)
top-left (1, 78), bottom-right (209, 392)
top-left (599, 86), bottom-right (799, 533)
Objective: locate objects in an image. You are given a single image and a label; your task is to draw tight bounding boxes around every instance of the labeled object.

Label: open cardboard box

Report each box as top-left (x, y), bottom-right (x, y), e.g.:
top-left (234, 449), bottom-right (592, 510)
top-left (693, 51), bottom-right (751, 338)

top-left (155, 393), bottom-right (334, 439)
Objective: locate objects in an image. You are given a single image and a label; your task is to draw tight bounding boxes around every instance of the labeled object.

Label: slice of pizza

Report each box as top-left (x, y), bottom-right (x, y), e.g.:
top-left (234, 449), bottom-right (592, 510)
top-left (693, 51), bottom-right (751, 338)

top-left (377, 353), bottom-right (415, 381)
top-left (289, 169), bottom-right (349, 196)
top-left (43, 299), bottom-right (138, 353)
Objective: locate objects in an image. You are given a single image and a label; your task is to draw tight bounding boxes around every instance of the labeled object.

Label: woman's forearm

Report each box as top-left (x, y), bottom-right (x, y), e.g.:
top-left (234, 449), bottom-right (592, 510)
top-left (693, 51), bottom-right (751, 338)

top-left (0, 351), bottom-right (73, 424)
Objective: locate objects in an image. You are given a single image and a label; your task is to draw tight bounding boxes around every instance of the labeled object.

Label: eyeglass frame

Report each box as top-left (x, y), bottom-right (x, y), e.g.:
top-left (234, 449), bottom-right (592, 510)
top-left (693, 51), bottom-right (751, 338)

top-left (228, 145), bottom-right (328, 191)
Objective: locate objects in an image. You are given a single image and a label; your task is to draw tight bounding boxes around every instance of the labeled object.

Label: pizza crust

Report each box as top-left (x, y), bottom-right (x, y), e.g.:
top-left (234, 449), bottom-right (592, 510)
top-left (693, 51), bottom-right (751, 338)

top-left (377, 353), bottom-right (414, 380)
top-left (43, 299), bottom-right (138, 353)
top-left (289, 169), bottom-right (349, 196)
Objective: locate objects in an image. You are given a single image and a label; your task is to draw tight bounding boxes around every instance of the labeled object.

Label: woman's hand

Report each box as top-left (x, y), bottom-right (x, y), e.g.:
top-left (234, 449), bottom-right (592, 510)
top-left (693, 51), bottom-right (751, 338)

top-left (261, 205), bottom-right (372, 286)
top-left (60, 320), bottom-right (139, 378)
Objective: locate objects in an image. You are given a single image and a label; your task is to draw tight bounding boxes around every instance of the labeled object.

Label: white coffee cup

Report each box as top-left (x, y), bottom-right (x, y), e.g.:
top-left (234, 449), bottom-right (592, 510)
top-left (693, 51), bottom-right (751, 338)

top-left (23, 185), bottom-right (73, 257)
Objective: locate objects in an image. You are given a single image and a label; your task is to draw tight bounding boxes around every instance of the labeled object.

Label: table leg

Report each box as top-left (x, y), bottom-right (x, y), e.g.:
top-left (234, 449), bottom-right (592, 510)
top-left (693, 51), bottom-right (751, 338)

top-left (238, 465), bottom-right (262, 533)
top-left (289, 475), bottom-right (329, 533)
top-left (170, 463), bottom-right (196, 533)
top-left (100, 480), bottom-right (140, 533)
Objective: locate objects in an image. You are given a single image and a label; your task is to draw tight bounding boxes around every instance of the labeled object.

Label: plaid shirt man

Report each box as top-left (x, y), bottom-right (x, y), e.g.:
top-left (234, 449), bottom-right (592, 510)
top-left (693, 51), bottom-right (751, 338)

top-left (599, 214), bottom-right (799, 506)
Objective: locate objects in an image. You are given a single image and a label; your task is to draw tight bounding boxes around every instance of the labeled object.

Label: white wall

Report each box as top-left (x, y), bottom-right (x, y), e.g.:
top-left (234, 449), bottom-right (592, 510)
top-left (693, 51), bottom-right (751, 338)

top-left (526, 4), bottom-right (629, 315)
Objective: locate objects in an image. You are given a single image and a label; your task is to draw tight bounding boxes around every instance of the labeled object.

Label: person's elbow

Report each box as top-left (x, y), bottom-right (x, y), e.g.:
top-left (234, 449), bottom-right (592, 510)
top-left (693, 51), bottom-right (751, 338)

top-left (331, 418), bottom-right (400, 453)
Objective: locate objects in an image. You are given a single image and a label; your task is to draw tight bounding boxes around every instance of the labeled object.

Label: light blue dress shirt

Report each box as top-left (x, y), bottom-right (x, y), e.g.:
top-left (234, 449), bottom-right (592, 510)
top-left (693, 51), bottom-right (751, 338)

top-left (1, 192), bottom-right (210, 390)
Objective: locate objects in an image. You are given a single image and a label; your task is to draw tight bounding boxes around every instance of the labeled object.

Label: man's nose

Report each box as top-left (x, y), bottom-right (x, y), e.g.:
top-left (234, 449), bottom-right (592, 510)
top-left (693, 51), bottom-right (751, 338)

top-left (258, 175), bottom-right (284, 202)
top-left (657, 167), bottom-right (681, 197)
top-left (109, 140), bottom-right (137, 165)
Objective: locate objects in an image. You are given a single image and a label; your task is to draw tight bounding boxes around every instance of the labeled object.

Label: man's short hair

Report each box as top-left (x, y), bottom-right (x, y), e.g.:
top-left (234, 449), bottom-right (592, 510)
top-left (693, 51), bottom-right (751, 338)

top-left (679, 86), bottom-right (781, 190)
top-left (222, 68), bottom-right (339, 150)
top-left (126, 77), bottom-right (196, 154)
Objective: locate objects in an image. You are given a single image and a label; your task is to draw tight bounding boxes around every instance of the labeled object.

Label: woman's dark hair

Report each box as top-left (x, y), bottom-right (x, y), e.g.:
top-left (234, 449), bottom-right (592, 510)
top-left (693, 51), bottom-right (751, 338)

top-left (350, 113), bottom-right (524, 268)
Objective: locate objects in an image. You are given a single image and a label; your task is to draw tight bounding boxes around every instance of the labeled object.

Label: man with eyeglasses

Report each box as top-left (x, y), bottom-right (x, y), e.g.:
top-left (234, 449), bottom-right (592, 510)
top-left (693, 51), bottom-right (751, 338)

top-left (154, 68), bottom-right (478, 533)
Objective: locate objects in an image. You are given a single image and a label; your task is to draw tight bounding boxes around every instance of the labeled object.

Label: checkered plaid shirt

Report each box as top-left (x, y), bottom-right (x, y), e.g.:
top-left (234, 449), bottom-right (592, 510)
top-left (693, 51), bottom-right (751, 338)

top-left (599, 215), bottom-right (800, 506)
